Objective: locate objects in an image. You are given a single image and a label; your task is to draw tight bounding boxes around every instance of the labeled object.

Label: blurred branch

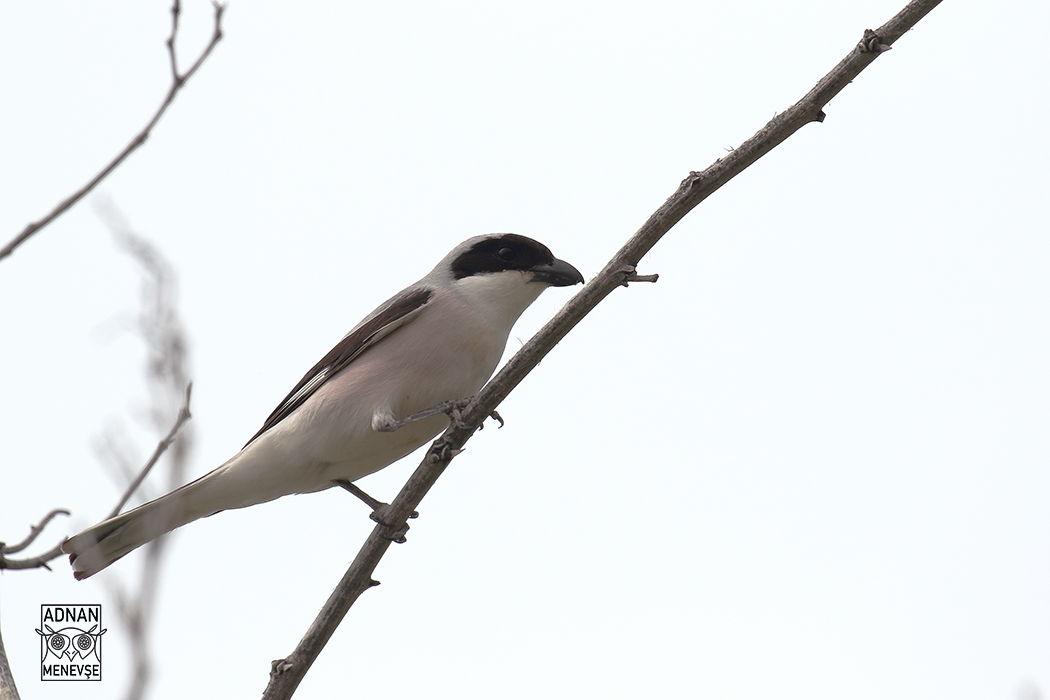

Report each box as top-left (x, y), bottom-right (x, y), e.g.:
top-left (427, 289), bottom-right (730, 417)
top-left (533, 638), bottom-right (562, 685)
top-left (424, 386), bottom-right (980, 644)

top-left (261, 0), bottom-right (944, 696)
top-left (92, 206), bottom-right (195, 700)
top-left (0, 0), bottom-right (225, 264)
top-left (0, 212), bottom-right (195, 696)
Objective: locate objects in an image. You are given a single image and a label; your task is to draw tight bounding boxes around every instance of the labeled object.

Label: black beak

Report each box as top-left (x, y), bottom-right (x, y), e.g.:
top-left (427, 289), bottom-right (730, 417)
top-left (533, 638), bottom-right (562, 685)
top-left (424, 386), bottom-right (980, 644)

top-left (529, 258), bottom-right (584, 287)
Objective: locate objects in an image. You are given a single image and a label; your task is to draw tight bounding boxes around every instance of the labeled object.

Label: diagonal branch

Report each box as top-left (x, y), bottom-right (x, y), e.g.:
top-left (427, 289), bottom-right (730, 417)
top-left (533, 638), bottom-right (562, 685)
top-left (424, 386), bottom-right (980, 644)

top-left (0, 0), bottom-right (225, 264)
top-left (261, 1), bottom-right (944, 697)
top-left (106, 383), bottom-right (193, 520)
top-left (0, 378), bottom-right (191, 574)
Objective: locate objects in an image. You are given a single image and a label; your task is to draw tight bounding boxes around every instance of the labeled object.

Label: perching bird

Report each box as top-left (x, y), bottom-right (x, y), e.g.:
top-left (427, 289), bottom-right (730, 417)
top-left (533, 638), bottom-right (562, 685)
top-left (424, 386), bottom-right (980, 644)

top-left (63, 234), bottom-right (583, 579)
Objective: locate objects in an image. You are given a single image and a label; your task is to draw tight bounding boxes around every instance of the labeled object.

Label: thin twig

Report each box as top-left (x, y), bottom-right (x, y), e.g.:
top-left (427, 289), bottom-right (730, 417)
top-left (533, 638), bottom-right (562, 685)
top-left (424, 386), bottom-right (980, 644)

top-left (167, 0), bottom-right (183, 83)
top-left (0, 509), bottom-right (71, 555)
top-left (0, 510), bottom-right (71, 571)
top-left (261, 1), bottom-right (944, 697)
top-left (0, 0), bottom-right (225, 263)
top-left (0, 543), bottom-right (66, 572)
top-left (0, 388), bottom-right (192, 574)
top-left (106, 383), bottom-right (193, 520)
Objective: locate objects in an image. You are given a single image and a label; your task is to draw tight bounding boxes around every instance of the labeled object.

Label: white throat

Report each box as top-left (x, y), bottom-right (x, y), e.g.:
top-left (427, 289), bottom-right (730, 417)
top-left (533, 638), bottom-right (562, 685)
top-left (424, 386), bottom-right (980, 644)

top-left (452, 270), bottom-right (548, 332)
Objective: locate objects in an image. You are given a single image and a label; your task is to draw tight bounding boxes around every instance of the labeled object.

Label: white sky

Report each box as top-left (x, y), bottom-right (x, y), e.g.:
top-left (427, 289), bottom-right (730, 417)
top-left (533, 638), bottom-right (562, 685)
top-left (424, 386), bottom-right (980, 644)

top-left (2, 1), bottom-right (1049, 699)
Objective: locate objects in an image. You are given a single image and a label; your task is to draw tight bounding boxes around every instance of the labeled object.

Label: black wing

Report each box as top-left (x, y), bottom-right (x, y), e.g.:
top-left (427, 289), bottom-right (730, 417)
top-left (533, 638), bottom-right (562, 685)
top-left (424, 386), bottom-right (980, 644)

top-left (244, 286), bottom-right (435, 446)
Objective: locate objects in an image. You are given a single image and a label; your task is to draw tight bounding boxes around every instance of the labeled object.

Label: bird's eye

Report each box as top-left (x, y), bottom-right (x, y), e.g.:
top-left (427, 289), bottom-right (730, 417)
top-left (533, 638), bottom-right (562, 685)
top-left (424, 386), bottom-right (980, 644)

top-left (497, 246), bottom-right (516, 261)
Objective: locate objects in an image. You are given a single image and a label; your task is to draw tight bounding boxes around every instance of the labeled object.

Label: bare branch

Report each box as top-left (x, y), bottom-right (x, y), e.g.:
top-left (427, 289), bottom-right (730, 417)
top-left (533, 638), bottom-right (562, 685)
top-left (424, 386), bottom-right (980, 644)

top-left (167, 0), bottom-right (183, 83)
top-left (106, 383), bottom-right (193, 520)
top-left (0, 509), bottom-right (70, 555)
top-left (0, 543), bottom-right (66, 572)
top-left (261, 1), bottom-right (945, 696)
top-left (0, 510), bottom-right (70, 572)
top-left (0, 0), bottom-right (225, 264)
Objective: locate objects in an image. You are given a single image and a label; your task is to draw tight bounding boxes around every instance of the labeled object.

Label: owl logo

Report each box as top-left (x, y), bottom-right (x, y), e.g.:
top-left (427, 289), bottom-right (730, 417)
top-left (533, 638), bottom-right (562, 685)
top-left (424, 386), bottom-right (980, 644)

top-left (37, 605), bottom-right (107, 680)
top-left (36, 623), bottom-right (107, 664)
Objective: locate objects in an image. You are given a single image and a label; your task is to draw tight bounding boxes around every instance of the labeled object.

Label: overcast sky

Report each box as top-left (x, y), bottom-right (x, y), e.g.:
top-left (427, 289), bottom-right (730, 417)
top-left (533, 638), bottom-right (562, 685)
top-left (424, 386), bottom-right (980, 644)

top-left (2, 1), bottom-right (1049, 699)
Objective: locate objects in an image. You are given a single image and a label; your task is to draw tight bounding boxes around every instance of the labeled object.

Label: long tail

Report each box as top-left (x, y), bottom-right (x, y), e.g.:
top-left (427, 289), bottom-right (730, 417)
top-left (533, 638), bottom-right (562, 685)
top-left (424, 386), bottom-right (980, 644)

top-left (61, 467), bottom-right (240, 579)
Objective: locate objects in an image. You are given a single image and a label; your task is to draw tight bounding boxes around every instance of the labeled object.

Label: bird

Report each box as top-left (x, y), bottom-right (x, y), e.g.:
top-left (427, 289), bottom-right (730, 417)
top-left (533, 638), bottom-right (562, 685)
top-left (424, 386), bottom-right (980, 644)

top-left (62, 233), bottom-right (583, 579)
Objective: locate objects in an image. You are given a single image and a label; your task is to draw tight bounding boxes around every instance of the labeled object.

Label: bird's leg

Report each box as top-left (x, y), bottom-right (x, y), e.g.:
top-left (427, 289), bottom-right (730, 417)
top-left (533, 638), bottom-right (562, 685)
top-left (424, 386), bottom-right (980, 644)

top-left (373, 397), bottom-right (504, 432)
top-left (333, 479), bottom-right (418, 520)
top-left (372, 398), bottom-right (471, 432)
top-left (333, 479), bottom-right (413, 543)
top-left (333, 479), bottom-right (381, 509)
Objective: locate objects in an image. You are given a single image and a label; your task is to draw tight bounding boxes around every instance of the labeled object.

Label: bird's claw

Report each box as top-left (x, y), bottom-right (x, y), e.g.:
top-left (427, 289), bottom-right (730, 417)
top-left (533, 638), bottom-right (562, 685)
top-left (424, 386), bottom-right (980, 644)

top-left (370, 505), bottom-right (410, 543)
top-left (477, 410), bottom-right (504, 430)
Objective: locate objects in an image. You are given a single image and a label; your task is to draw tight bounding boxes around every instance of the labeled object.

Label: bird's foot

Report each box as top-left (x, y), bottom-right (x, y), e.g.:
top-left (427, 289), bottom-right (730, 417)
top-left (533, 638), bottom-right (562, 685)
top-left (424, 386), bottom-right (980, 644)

top-left (369, 505), bottom-right (410, 543)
